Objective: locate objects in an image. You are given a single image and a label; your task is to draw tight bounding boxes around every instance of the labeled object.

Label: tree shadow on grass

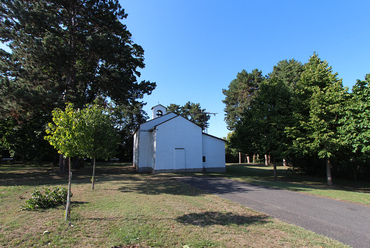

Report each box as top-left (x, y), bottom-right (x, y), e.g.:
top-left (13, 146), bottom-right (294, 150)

top-left (0, 167), bottom-right (67, 186)
top-left (176, 211), bottom-right (270, 227)
top-left (175, 176), bottom-right (267, 195)
top-left (117, 177), bottom-right (204, 196)
top-left (71, 201), bottom-right (88, 207)
top-left (0, 163), bottom-right (137, 187)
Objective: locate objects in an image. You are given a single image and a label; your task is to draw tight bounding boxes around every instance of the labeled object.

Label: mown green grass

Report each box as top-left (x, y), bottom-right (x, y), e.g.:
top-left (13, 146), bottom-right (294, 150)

top-left (0, 163), bottom-right (349, 247)
top-left (199, 163), bottom-right (370, 206)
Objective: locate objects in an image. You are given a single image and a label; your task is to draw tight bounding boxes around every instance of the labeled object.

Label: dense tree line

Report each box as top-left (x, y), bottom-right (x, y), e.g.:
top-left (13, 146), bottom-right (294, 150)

top-left (223, 53), bottom-right (370, 184)
top-left (0, 0), bottom-right (155, 166)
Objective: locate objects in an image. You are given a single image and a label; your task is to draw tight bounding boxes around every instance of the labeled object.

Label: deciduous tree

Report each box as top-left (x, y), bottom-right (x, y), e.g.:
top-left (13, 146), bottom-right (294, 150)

top-left (287, 53), bottom-right (347, 185)
top-left (231, 78), bottom-right (293, 177)
top-left (78, 103), bottom-right (119, 189)
top-left (269, 59), bottom-right (304, 89)
top-left (339, 74), bottom-right (370, 164)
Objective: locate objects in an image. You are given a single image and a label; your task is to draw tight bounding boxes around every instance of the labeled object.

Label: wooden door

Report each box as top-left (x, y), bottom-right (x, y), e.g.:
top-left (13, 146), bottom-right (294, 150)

top-left (174, 148), bottom-right (186, 170)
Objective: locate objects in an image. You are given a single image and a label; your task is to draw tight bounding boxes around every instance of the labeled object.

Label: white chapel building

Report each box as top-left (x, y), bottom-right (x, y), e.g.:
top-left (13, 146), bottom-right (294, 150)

top-left (133, 104), bottom-right (226, 173)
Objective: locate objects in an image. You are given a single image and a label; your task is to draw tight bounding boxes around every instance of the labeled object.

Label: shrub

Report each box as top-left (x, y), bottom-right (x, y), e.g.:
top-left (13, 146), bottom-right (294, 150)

top-left (21, 186), bottom-right (70, 210)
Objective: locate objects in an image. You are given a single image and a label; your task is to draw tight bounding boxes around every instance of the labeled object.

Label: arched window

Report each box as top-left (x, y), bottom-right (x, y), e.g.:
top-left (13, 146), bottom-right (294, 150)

top-left (156, 110), bottom-right (163, 117)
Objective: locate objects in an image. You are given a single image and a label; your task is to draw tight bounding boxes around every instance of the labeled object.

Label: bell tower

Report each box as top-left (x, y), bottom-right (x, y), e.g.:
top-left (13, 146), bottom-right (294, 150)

top-left (151, 104), bottom-right (167, 119)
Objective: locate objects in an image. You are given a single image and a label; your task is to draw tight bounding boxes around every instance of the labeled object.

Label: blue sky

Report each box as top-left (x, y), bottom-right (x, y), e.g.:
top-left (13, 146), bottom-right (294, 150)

top-left (121, 0), bottom-right (370, 139)
top-left (2, 1), bottom-right (370, 139)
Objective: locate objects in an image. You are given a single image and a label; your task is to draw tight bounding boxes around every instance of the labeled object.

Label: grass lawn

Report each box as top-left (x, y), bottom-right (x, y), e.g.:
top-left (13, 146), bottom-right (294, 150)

top-left (0, 162), bottom-right (350, 247)
top-left (201, 163), bottom-right (370, 206)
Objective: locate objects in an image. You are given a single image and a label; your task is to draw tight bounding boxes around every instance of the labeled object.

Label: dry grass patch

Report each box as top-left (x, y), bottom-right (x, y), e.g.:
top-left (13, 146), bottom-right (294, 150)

top-left (0, 164), bottom-right (349, 247)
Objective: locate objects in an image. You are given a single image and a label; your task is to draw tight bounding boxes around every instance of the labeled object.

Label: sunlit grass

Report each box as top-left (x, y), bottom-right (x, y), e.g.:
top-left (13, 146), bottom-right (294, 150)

top-left (0, 163), bottom-right (349, 247)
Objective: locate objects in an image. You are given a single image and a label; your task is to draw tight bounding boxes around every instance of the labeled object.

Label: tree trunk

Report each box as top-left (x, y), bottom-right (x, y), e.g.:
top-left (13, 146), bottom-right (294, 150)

top-left (65, 157), bottom-right (72, 221)
top-left (246, 155), bottom-right (250, 164)
top-left (239, 152), bottom-right (241, 164)
top-left (273, 155), bottom-right (277, 178)
top-left (92, 158), bottom-right (96, 190)
top-left (264, 154), bottom-right (268, 166)
top-left (326, 158), bottom-right (333, 186)
top-left (59, 154), bottom-right (69, 174)
top-left (253, 154), bottom-right (256, 163)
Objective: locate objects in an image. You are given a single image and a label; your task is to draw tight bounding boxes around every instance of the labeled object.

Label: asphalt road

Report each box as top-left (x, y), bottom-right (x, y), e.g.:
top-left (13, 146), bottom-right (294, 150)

top-left (175, 176), bottom-right (370, 248)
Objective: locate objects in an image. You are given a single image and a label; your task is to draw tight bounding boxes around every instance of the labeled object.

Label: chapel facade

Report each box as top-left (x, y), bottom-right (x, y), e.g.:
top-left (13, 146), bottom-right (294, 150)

top-left (133, 104), bottom-right (226, 173)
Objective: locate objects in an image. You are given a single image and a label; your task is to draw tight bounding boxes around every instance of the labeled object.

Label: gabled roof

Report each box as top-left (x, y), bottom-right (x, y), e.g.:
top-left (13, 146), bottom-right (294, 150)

top-left (152, 114), bottom-right (202, 130)
top-left (133, 112), bottom-right (176, 134)
top-left (202, 132), bottom-right (226, 142)
top-left (143, 112), bottom-right (175, 125)
top-left (135, 112), bottom-right (224, 141)
top-left (151, 104), bottom-right (167, 110)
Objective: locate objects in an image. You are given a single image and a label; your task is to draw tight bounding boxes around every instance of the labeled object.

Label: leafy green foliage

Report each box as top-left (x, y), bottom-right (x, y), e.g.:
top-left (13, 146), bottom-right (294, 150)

top-left (222, 69), bottom-right (265, 130)
top-left (0, 0), bottom-right (155, 164)
top-left (231, 78), bottom-right (293, 160)
top-left (113, 103), bottom-right (148, 161)
top-left (224, 132), bottom-right (239, 163)
top-left (78, 102), bottom-right (120, 160)
top-left (287, 53), bottom-right (347, 160)
top-left (0, 112), bottom-right (56, 163)
top-left (0, 0), bottom-right (156, 119)
top-left (45, 102), bottom-right (119, 160)
top-left (21, 186), bottom-right (69, 210)
top-left (339, 74), bottom-right (370, 157)
top-left (44, 103), bottom-right (83, 158)
top-left (269, 59), bottom-right (304, 89)
top-left (226, 54), bottom-right (370, 182)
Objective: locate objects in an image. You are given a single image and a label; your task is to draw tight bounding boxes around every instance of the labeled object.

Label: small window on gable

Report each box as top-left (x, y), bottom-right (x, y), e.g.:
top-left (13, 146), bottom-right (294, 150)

top-left (156, 110), bottom-right (163, 117)
top-left (203, 156), bottom-right (206, 162)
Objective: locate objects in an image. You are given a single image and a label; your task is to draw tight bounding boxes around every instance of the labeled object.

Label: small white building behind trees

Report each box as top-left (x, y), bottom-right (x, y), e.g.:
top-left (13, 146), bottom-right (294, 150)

top-left (133, 104), bottom-right (226, 173)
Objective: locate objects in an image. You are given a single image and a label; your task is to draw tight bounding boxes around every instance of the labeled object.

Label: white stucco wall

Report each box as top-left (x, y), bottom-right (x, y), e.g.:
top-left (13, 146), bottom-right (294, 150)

top-left (134, 113), bottom-right (177, 173)
top-left (202, 134), bottom-right (226, 172)
top-left (134, 111), bottom-right (226, 173)
top-left (154, 116), bottom-right (203, 172)
top-left (133, 131), bottom-right (139, 166)
top-left (137, 131), bottom-right (154, 172)
top-left (150, 129), bottom-right (156, 171)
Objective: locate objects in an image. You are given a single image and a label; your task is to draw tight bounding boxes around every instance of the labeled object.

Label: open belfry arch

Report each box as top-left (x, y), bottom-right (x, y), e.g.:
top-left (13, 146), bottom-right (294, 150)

top-left (133, 104), bottom-right (226, 173)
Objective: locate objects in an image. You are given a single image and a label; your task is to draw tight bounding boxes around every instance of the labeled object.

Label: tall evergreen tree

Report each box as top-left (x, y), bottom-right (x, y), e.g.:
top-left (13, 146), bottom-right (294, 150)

top-left (222, 69), bottom-right (265, 130)
top-left (111, 101), bottom-right (149, 161)
top-left (0, 0), bottom-right (155, 167)
top-left (0, 0), bottom-right (156, 118)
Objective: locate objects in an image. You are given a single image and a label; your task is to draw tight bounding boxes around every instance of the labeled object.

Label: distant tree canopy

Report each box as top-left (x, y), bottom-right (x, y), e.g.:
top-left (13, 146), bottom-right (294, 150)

top-left (225, 53), bottom-right (370, 183)
top-left (0, 0), bottom-right (155, 162)
top-left (167, 102), bottom-right (211, 130)
top-left (222, 69), bottom-right (264, 130)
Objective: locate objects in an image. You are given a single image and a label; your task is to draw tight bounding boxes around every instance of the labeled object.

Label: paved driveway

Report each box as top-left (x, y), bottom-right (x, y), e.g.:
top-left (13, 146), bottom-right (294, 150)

top-left (176, 176), bottom-right (370, 248)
